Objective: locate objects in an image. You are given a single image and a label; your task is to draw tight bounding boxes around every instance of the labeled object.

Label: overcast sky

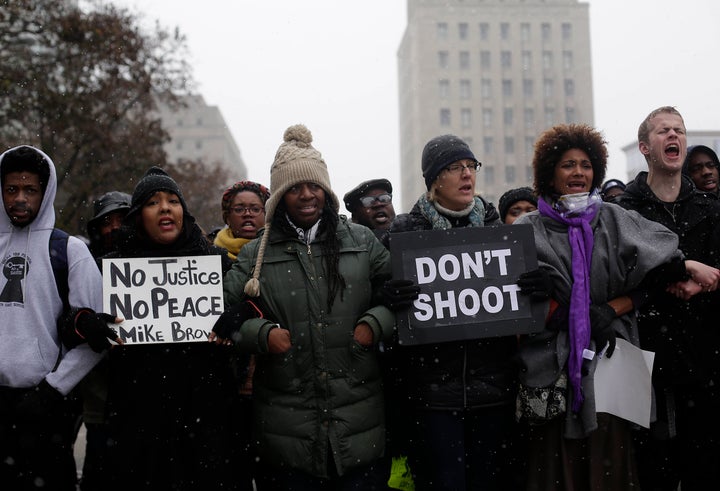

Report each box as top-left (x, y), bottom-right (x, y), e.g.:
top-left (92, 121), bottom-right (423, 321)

top-left (110, 0), bottom-right (720, 212)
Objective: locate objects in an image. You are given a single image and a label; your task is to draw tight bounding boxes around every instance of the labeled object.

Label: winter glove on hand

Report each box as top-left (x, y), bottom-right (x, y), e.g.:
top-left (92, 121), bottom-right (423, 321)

top-left (517, 269), bottom-right (554, 299)
top-left (546, 304), bottom-right (569, 331)
top-left (381, 279), bottom-right (420, 310)
top-left (589, 303), bottom-right (616, 357)
top-left (212, 300), bottom-right (263, 342)
top-left (16, 380), bottom-right (67, 421)
top-left (62, 308), bottom-right (118, 352)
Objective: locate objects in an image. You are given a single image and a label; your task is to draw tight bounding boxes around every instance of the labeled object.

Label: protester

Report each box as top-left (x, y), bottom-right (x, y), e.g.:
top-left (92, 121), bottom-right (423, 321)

top-left (385, 134), bottom-right (523, 490)
top-left (0, 145), bottom-right (111, 490)
top-left (515, 123), bottom-right (716, 490)
top-left (599, 178), bottom-right (626, 202)
top-left (343, 178), bottom-right (396, 236)
top-left (682, 144), bottom-right (720, 197)
top-left (498, 186), bottom-right (537, 224)
top-left (102, 166), bottom-right (239, 490)
top-left (214, 180), bottom-right (270, 258)
top-left (76, 190), bottom-right (131, 491)
top-left (213, 179), bottom-right (270, 490)
top-left (614, 106), bottom-right (720, 490)
top-left (214, 124), bottom-right (395, 490)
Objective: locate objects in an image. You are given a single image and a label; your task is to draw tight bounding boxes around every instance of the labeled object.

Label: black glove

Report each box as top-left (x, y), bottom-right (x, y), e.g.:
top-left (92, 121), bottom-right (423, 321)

top-left (546, 304), bottom-right (569, 331)
top-left (381, 279), bottom-right (420, 309)
top-left (61, 308), bottom-right (118, 352)
top-left (16, 379), bottom-right (68, 421)
top-left (517, 268), bottom-right (554, 299)
top-left (212, 299), bottom-right (263, 342)
top-left (589, 303), bottom-right (616, 357)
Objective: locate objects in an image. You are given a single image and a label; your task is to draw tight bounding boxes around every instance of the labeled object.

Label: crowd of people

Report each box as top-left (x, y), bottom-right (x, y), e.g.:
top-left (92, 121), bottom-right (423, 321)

top-left (1, 106), bottom-right (719, 491)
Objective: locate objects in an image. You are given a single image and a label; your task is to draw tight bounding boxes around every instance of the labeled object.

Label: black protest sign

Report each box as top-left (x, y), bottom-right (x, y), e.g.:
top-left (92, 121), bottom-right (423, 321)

top-left (102, 256), bottom-right (224, 344)
top-left (389, 224), bottom-right (546, 345)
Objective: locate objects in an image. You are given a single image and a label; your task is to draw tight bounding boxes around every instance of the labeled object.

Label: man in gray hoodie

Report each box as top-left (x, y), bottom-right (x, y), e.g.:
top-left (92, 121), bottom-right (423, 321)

top-left (0, 145), bottom-right (110, 490)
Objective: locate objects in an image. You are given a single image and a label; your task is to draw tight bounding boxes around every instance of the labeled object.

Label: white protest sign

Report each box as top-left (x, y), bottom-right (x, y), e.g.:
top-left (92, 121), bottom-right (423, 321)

top-left (102, 256), bottom-right (224, 344)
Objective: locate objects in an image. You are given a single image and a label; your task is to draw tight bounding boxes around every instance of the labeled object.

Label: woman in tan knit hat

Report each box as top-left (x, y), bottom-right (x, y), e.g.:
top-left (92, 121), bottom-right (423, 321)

top-left (214, 124), bottom-right (395, 489)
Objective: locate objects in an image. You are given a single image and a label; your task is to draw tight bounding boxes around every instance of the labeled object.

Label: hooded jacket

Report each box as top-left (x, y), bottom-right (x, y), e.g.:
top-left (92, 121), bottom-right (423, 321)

top-left (614, 172), bottom-right (720, 393)
top-left (0, 145), bottom-right (103, 395)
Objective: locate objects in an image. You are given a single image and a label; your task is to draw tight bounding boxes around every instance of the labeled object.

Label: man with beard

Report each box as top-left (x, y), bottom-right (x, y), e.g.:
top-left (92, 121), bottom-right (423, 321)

top-left (343, 178), bottom-right (396, 238)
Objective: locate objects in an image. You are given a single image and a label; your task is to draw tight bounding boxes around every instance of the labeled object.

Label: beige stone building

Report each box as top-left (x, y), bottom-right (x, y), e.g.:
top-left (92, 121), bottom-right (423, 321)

top-left (157, 94), bottom-right (246, 178)
top-left (398, 0), bottom-right (594, 209)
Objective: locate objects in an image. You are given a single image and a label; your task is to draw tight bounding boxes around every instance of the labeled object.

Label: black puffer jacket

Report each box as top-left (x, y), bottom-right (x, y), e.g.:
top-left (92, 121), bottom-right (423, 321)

top-left (385, 197), bottom-right (518, 410)
top-left (614, 172), bottom-right (720, 394)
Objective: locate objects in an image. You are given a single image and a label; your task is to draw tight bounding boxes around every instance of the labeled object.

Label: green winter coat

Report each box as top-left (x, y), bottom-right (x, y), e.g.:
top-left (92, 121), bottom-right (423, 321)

top-left (224, 217), bottom-right (395, 478)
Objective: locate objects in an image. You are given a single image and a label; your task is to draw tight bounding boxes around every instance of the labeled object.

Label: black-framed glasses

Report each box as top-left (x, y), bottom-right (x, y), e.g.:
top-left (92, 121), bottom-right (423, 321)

top-left (444, 162), bottom-right (481, 174)
top-left (230, 206), bottom-right (264, 216)
top-left (359, 193), bottom-right (392, 207)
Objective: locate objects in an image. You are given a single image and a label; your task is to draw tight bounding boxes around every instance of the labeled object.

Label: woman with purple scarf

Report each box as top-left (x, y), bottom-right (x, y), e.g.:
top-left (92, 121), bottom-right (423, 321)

top-left (513, 124), bottom-right (694, 490)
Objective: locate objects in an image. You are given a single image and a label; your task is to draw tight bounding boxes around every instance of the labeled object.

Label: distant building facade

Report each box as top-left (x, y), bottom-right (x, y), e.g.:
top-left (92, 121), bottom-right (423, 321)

top-left (622, 130), bottom-right (720, 182)
top-left (157, 94), bottom-right (246, 177)
top-left (397, 0), bottom-right (594, 208)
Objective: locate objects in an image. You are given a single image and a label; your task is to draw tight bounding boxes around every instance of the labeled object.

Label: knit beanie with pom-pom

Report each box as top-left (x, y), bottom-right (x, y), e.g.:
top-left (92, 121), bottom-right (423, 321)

top-left (244, 124), bottom-right (339, 297)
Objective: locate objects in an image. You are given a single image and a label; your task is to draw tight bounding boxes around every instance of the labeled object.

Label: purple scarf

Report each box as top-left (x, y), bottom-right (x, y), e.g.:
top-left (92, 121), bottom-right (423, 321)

top-left (538, 196), bottom-right (599, 412)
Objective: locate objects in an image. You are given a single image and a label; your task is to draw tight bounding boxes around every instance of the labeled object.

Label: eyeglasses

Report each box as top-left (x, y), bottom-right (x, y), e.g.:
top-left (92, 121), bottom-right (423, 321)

top-left (230, 206), bottom-right (264, 216)
top-left (359, 193), bottom-right (392, 207)
top-left (444, 162), bottom-right (481, 174)
top-left (688, 161), bottom-right (718, 173)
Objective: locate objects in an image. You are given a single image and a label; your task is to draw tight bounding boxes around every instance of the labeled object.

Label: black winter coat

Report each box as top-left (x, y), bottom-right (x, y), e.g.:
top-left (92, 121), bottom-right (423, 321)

top-left (385, 197), bottom-right (518, 410)
top-left (614, 172), bottom-right (720, 395)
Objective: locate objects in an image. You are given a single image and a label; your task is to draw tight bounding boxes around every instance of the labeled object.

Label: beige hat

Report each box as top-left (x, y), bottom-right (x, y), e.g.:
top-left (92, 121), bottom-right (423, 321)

top-left (244, 124), bottom-right (339, 297)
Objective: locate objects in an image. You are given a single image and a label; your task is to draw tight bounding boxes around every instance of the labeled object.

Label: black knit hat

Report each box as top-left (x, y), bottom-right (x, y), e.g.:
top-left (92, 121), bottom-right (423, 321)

top-left (421, 135), bottom-right (478, 190)
top-left (127, 166), bottom-right (187, 218)
top-left (87, 191), bottom-right (131, 236)
top-left (343, 178), bottom-right (392, 213)
top-left (498, 187), bottom-right (537, 222)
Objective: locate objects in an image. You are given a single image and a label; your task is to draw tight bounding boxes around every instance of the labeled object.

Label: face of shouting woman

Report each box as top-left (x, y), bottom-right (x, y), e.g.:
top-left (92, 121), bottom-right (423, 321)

top-left (283, 182), bottom-right (326, 229)
top-left (551, 149), bottom-right (594, 196)
top-left (141, 191), bottom-right (184, 245)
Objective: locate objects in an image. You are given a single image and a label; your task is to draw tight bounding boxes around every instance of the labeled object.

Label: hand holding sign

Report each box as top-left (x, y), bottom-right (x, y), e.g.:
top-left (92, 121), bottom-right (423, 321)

top-left (517, 268), bottom-right (554, 299)
top-left (61, 308), bottom-right (124, 352)
top-left (381, 279), bottom-right (421, 309)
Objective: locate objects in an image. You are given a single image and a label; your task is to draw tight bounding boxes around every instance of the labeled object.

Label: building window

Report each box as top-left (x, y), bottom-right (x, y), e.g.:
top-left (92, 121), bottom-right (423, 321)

top-left (438, 51), bottom-right (449, 69)
top-left (565, 107), bottom-right (575, 123)
top-left (525, 137), bottom-right (535, 156)
top-left (459, 22), bottom-right (468, 40)
top-left (461, 108), bottom-right (472, 128)
top-left (480, 50), bottom-right (491, 70)
top-left (503, 107), bottom-right (514, 126)
top-left (460, 79), bottom-right (471, 99)
top-left (522, 51), bottom-right (532, 71)
top-left (542, 51), bottom-right (553, 70)
top-left (564, 79), bottom-right (575, 97)
top-left (196, 117), bottom-right (203, 126)
top-left (502, 79), bottom-right (513, 98)
top-left (482, 108), bottom-right (493, 127)
top-left (563, 50), bottom-right (574, 70)
top-left (524, 108), bottom-right (534, 128)
top-left (440, 108), bottom-right (451, 126)
top-left (501, 51), bottom-right (512, 68)
top-left (545, 107), bottom-right (555, 126)
top-left (439, 79), bottom-right (450, 99)
top-left (500, 22), bottom-right (510, 40)
top-left (523, 79), bottom-right (534, 98)
top-left (437, 22), bottom-right (448, 40)
top-left (505, 165), bottom-right (516, 183)
top-left (195, 140), bottom-right (203, 150)
top-left (177, 119), bottom-right (183, 127)
top-left (504, 137), bottom-right (515, 154)
top-left (521, 23), bottom-right (530, 42)
top-left (543, 78), bottom-right (554, 98)
top-left (485, 165), bottom-right (495, 184)
top-left (483, 137), bottom-right (494, 155)
top-left (481, 78), bottom-right (492, 98)
top-left (562, 22), bottom-right (572, 41)
top-left (541, 23), bottom-right (551, 42)
top-left (176, 140), bottom-right (183, 150)
top-left (459, 51), bottom-right (470, 70)
top-left (479, 22), bottom-right (489, 40)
